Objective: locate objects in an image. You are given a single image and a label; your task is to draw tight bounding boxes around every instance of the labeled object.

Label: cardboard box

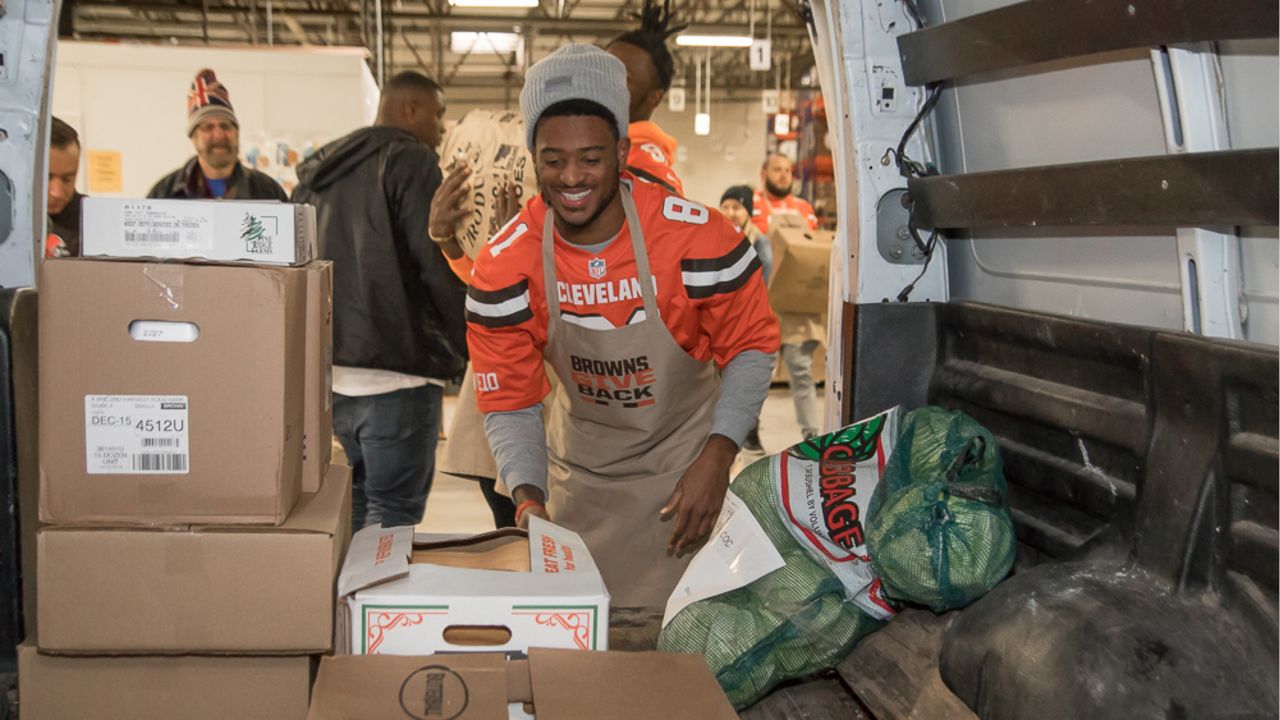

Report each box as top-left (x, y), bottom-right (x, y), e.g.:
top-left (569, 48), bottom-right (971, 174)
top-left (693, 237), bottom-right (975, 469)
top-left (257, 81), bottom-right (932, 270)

top-left (39, 258), bottom-right (307, 525)
top-left (767, 227), bottom-right (833, 315)
top-left (338, 517), bottom-right (609, 655)
top-left (308, 648), bottom-right (739, 720)
top-left (303, 261), bottom-right (334, 493)
top-left (37, 464), bottom-right (352, 654)
top-left (81, 197), bottom-right (317, 266)
top-left (19, 642), bottom-right (314, 720)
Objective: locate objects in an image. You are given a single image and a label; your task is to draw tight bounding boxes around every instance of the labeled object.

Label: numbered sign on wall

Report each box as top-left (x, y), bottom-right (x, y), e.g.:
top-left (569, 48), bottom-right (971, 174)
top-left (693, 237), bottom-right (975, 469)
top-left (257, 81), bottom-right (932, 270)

top-left (668, 87), bottom-right (686, 112)
top-left (762, 89), bottom-right (781, 114)
top-left (750, 39), bottom-right (772, 71)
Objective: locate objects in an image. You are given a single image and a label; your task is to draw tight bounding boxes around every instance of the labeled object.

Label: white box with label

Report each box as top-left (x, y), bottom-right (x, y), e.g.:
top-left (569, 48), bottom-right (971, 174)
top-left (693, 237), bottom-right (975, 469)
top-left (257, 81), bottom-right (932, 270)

top-left (81, 197), bottom-right (316, 266)
top-left (338, 517), bottom-right (610, 655)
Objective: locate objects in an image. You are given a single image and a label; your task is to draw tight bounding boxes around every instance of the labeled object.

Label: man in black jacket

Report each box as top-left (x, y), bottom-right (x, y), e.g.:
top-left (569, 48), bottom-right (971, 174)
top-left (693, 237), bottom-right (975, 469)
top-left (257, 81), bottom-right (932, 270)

top-left (149, 68), bottom-right (288, 201)
top-left (292, 71), bottom-right (466, 530)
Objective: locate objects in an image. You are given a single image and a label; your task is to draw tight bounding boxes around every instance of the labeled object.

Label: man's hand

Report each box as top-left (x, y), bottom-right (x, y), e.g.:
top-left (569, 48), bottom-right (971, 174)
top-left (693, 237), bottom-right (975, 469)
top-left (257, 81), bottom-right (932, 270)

top-left (428, 162), bottom-right (473, 260)
top-left (660, 434), bottom-right (738, 558)
top-left (491, 181), bottom-right (522, 235)
top-left (512, 483), bottom-right (550, 530)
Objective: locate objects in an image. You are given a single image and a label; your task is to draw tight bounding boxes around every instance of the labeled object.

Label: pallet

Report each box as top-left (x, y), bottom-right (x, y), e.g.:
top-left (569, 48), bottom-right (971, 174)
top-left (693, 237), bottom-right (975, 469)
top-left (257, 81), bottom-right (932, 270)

top-left (836, 609), bottom-right (978, 720)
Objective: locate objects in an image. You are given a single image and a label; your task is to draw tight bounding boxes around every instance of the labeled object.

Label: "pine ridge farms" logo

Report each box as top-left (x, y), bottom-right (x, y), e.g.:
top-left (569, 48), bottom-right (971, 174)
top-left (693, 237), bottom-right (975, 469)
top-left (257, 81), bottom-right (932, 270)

top-left (240, 213), bottom-right (277, 255)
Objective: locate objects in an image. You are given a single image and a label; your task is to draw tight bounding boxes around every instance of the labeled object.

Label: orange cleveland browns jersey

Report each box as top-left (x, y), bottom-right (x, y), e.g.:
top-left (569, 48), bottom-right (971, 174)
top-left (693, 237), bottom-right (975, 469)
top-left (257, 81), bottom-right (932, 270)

top-left (466, 175), bottom-right (780, 414)
top-left (751, 189), bottom-right (818, 234)
top-left (626, 121), bottom-right (684, 196)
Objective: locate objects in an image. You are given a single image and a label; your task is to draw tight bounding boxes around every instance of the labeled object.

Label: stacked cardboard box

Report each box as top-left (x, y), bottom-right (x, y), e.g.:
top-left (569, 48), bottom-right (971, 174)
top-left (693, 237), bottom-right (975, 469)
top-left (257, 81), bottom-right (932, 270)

top-left (23, 199), bottom-right (349, 720)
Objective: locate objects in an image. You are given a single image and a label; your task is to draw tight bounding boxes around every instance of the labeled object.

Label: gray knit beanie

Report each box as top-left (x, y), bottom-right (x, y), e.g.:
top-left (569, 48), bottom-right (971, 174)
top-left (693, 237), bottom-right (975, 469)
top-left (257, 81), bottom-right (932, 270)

top-left (520, 44), bottom-right (630, 152)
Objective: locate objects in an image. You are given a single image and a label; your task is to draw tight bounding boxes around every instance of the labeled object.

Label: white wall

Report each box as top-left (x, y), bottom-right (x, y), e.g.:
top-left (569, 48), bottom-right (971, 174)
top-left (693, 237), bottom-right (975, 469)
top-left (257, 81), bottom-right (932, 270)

top-left (51, 41), bottom-right (378, 197)
top-left (650, 99), bottom-right (769, 209)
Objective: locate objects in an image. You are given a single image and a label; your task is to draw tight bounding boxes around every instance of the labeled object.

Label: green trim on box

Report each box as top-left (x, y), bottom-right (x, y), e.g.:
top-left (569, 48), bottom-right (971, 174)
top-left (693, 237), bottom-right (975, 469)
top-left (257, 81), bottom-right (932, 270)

top-left (511, 604), bottom-right (602, 649)
top-left (360, 604), bottom-right (450, 654)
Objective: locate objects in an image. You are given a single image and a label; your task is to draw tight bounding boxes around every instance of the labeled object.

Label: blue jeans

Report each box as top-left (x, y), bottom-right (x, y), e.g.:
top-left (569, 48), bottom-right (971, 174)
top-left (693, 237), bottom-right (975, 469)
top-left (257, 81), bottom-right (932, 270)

top-left (334, 384), bottom-right (442, 531)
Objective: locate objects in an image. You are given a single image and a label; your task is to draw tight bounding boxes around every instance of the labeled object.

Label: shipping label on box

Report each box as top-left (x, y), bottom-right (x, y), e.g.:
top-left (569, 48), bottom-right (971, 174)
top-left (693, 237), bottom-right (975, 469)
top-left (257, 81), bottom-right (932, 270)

top-left (83, 394), bottom-right (190, 474)
top-left (81, 197), bottom-right (316, 266)
top-left (339, 516), bottom-right (610, 656)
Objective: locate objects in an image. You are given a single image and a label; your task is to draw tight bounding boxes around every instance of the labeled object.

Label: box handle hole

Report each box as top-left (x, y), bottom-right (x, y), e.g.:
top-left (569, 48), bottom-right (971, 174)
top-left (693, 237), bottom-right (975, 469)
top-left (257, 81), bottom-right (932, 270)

top-left (129, 320), bottom-right (200, 343)
top-left (442, 625), bottom-right (513, 647)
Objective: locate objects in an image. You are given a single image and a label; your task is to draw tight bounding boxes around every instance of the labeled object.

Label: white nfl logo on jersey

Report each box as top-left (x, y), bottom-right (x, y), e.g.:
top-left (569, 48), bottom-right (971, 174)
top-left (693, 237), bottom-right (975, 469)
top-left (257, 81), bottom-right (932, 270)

top-left (588, 257), bottom-right (606, 279)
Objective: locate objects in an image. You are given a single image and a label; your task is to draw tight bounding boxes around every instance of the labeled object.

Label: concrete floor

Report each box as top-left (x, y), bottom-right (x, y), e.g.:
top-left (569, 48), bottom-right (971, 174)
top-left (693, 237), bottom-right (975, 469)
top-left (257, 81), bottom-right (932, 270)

top-left (417, 386), bottom-right (809, 535)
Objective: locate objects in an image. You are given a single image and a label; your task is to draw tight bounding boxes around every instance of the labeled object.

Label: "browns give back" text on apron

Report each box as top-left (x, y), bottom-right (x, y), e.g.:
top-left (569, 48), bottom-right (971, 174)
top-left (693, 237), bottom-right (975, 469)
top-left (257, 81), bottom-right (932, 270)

top-left (541, 185), bottom-right (720, 607)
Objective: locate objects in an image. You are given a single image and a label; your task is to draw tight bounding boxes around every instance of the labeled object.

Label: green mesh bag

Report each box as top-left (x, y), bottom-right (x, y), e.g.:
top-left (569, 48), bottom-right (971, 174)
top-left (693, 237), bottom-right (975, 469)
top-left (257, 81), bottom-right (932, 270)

top-left (866, 407), bottom-right (1016, 612)
top-left (658, 406), bottom-right (1015, 709)
top-left (657, 457), bottom-right (882, 708)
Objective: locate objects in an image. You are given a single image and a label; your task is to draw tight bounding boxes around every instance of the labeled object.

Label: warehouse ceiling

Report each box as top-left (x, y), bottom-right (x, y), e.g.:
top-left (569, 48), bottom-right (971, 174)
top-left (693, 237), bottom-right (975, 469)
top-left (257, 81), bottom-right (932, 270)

top-left (63, 0), bottom-right (818, 103)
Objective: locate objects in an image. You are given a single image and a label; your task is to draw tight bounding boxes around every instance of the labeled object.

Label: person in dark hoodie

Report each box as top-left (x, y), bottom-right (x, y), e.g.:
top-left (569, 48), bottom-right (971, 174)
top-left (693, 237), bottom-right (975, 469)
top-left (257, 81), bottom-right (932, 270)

top-left (292, 71), bottom-right (467, 531)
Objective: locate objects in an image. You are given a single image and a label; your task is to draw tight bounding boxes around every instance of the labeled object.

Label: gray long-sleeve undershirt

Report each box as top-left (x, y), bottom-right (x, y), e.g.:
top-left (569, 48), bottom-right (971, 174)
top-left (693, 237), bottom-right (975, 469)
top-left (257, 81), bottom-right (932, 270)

top-left (483, 349), bottom-right (776, 498)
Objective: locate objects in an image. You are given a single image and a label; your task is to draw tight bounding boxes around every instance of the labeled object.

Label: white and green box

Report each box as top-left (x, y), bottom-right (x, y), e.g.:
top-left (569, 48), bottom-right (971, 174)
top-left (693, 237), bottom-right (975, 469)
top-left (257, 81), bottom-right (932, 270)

top-left (338, 516), bottom-right (610, 656)
top-left (82, 197), bottom-right (316, 266)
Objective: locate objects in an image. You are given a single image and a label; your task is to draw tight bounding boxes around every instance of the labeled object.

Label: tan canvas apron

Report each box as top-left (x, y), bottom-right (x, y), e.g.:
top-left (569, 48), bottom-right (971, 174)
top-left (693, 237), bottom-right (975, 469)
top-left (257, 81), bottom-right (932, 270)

top-left (541, 187), bottom-right (720, 607)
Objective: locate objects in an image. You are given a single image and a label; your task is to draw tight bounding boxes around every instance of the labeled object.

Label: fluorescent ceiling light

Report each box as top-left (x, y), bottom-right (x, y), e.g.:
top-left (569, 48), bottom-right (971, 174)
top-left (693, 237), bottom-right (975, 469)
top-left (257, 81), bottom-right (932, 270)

top-left (451, 31), bottom-right (522, 55)
top-left (449, 0), bottom-right (537, 7)
top-left (676, 34), bottom-right (753, 48)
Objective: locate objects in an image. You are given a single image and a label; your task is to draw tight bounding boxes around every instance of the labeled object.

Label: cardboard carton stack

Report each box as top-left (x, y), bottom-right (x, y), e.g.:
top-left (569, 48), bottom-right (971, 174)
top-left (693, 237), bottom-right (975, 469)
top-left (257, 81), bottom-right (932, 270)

top-left (22, 198), bottom-right (350, 720)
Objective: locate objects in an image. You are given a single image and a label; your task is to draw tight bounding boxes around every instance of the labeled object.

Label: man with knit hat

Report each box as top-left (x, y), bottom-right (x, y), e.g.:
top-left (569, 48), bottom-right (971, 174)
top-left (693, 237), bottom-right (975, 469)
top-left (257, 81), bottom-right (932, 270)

top-left (148, 68), bottom-right (287, 201)
top-left (466, 44), bottom-right (779, 606)
top-left (720, 184), bottom-right (773, 452)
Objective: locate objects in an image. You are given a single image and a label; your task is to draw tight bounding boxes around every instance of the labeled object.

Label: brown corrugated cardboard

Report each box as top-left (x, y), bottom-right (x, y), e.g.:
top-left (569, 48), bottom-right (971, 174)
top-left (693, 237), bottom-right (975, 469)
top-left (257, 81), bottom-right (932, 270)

top-left (81, 197), bottom-right (317, 266)
top-left (37, 464), bottom-right (352, 654)
top-left (303, 260), bottom-right (334, 493)
top-left (307, 648), bottom-right (739, 720)
top-left (767, 227), bottom-right (833, 315)
top-left (38, 258), bottom-right (307, 525)
top-left (18, 642), bottom-right (314, 720)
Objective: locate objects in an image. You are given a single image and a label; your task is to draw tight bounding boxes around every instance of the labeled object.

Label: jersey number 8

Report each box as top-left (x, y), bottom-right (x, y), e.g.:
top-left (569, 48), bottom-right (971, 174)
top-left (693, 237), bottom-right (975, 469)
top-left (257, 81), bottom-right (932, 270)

top-left (662, 197), bottom-right (710, 226)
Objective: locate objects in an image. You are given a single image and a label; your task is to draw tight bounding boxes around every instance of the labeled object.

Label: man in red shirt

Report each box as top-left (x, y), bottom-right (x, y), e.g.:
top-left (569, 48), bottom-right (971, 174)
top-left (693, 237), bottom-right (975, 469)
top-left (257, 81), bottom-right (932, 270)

top-left (467, 44), bottom-right (779, 606)
top-left (752, 153), bottom-right (818, 234)
top-left (607, 0), bottom-right (686, 196)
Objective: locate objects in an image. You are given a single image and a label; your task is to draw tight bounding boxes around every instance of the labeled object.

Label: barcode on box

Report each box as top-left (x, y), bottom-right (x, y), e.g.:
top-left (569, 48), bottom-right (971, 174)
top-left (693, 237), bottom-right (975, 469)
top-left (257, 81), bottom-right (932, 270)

top-left (124, 230), bottom-right (180, 245)
top-left (132, 453), bottom-right (188, 472)
top-left (141, 437), bottom-right (180, 448)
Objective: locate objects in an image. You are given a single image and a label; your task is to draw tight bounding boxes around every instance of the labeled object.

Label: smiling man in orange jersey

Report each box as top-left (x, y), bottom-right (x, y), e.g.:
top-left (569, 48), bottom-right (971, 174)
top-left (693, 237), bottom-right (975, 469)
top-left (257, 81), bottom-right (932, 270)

top-left (466, 45), bottom-right (779, 607)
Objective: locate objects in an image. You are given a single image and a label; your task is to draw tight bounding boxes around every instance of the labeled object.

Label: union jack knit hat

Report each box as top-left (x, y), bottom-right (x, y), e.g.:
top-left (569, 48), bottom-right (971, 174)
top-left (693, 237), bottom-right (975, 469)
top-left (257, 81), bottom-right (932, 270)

top-left (186, 68), bottom-right (238, 136)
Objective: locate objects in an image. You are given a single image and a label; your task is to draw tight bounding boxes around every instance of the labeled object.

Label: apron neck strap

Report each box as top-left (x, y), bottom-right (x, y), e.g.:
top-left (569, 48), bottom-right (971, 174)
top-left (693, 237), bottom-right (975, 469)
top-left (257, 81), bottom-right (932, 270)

top-left (541, 182), bottom-right (658, 321)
